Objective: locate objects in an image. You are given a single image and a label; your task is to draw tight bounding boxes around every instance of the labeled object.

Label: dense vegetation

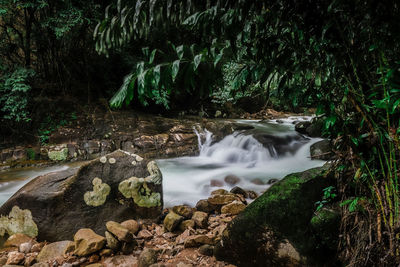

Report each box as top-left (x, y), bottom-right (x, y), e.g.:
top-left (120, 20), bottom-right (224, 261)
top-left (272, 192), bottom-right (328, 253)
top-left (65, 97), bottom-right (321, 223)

top-left (1, 0), bottom-right (399, 265)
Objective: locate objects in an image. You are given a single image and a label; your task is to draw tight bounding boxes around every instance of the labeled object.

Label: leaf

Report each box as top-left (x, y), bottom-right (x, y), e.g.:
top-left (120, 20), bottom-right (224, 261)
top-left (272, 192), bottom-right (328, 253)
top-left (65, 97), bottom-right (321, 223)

top-left (193, 54), bottom-right (202, 71)
top-left (325, 115), bottom-right (337, 129)
top-left (110, 73), bottom-right (136, 108)
top-left (171, 60), bottom-right (180, 82)
top-left (149, 49), bottom-right (157, 64)
top-left (154, 65), bottom-right (161, 87)
top-left (176, 45), bottom-right (184, 60)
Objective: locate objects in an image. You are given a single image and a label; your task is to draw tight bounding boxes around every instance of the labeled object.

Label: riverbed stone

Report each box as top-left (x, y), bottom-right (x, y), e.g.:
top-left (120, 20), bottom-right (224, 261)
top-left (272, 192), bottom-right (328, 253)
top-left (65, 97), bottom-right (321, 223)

top-left (224, 175), bottom-right (240, 185)
top-left (172, 205), bottom-right (194, 219)
top-left (221, 201), bottom-right (246, 215)
top-left (3, 233), bottom-right (34, 248)
top-left (106, 221), bottom-right (132, 242)
top-left (105, 231), bottom-right (120, 251)
top-left (195, 199), bottom-right (216, 214)
top-left (37, 241), bottom-right (74, 262)
top-left (138, 248), bottom-right (158, 267)
top-left (179, 220), bottom-right (195, 231)
top-left (184, 235), bottom-right (214, 248)
top-left (120, 220), bottom-right (140, 235)
top-left (207, 194), bottom-right (237, 206)
top-left (191, 212), bottom-right (208, 229)
top-left (6, 251), bottom-right (24, 265)
top-left (103, 255), bottom-right (138, 267)
top-left (215, 165), bottom-right (338, 266)
top-left (73, 228), bottom-right (105, 256)
top-left (0, 150), bottom-right (163, 242)
top-left (163, 212), bottom-right (183, 232)
top-left (310, 139), bottom-right (333, 160)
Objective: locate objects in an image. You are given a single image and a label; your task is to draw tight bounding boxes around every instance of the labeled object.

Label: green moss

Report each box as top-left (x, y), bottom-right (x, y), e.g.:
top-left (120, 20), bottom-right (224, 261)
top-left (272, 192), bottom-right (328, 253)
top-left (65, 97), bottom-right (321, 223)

top-left (118, 177), bottom-right (161, 208)
top-left (84, 178), bottom-right (111, 207)
top-left (48, 148), bottom-right (68, 161)
top-left (26, 148), bottom-right (36, 160)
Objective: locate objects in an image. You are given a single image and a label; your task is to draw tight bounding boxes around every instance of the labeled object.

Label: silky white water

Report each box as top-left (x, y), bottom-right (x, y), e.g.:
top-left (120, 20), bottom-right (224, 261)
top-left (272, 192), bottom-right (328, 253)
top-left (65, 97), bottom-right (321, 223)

top-left (157, 117), bottom-right (326, 207)
top-left (0, 117), bottom-right (325, 208)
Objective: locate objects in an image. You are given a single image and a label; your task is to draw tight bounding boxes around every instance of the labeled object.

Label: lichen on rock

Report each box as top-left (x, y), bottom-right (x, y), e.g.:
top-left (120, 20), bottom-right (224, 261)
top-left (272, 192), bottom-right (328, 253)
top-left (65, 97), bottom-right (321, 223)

top-left (0, 206), bottom-right (38, 238)
top-left (84, 178), bottom-right (111, 207)
top-left (48, 148), bottom-right (68, 161)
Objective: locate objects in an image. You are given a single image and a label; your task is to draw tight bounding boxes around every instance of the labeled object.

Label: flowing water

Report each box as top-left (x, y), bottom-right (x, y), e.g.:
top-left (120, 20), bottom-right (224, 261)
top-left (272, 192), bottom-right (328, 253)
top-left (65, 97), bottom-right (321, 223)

top-left (158, 117), bottom-right (326, 207)
top-left (0, 117), bottom-right (325, 207)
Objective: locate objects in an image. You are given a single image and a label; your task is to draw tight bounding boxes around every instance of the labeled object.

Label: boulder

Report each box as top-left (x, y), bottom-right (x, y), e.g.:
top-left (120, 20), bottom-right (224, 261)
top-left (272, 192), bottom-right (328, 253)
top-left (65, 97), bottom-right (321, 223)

top-left (294, 121), bottom-right (311, 134)
top-left (37, 241), bottom-right (74, 262)
top-left (191, 212), bottom-right (208, 229)
top-left (73, 228), bottom-right (105, 256)
top-left (306, 119), bottom-right (324, 137)
top-left (310, 139), bottom-right (333, 160)
top-left (106, 221), bottom-right (132, 242)
top-left (0, 150), bottom-right (163, 242)
top-left (215, 165), bottom-right (338, 266)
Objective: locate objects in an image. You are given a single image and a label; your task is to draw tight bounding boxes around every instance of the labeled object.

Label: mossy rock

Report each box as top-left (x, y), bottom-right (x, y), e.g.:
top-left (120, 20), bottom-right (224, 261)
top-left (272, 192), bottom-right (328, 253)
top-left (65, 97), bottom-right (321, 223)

top-left (310, 205), bottom-right (341, 251)
top-left (215, 165), bottom-right (339, 266)
top-left (48, 148), bottom-right (68, 161)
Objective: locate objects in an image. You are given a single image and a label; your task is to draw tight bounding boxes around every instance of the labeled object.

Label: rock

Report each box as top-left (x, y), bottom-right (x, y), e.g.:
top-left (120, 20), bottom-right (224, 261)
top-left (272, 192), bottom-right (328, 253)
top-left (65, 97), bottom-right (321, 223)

top-left (179, 220), bottom-right (195, 231)
top-left (210, 189), bottom-right (229, 195)
top-left (250, 178), bottom-right (265, 185)
top-left (295, 121), bottom-right (311, 134)
top-left (267, 178), bottom-right (279, 185)
top-left (207, 194), bottom-right (237, 206)
top-left (230, 186), bottom-right (247, 198)
top-left (0, 256), bottom-right (7, 266)
top-left (37, 241), bottom-right (74, 262)
top-left (176, 263), bottom-right (192, 267)
top-left (3, 233), bottom-right (33, 248)
top-left (30, 242), bottom-right (44, 253)
top-left (195, 199), bottom-right (216, 214)
top-left (310, 206), bottom-right (340, 251)
top-left (221, 201), bottom-right (246, 215)
top-left (0, 150), bottom-right (163, 242)
top-left (73, 229), bottom-right (105, 256)
top-left (120, 220), bottom-right (139, 235)
top-left (31, 263), bottom-right (49, 267)
top-left (247, 191), bottom-right (258, 199)
top-left (106, 221), bottom-right (132, 242)
top-left (105, 231), bottom-right (120, 250)
top-left (100, 248), bottom-right (113, 257)
top-left (215, 165), bottom-right (337, 266)
top-left (306, 118), bottom-right (324, 137)
top-left (163, 212), bottom-right (183, 232)
top-left (224, 175), bottom-right (240, 185)
top-left (18, 242), bottom-right (32, 253)
top-left (24, 253), bottom-right (36, 266)
top-left (184, 235), bottom-right (214, 248)
top-left (6, 251), bottom-right (24, 265)
top-left (86, 264), bottom-right (102, 267)
top-left (103, 255), bottom-right (138, 267)
top-left (191, 212), bottom-right (208, 229)
top-left (138, 248), bottom-right (158, 267)
top-left (210, 180), bottom-right (224, 187)
top-left (253, 133), bottom-right (309, 156)
top-left (172, 205), bottom-right (194, 219)
top-left (310, 139), bottom-right (333, 160)
top-left (199, 244), bottom-right (214, 256)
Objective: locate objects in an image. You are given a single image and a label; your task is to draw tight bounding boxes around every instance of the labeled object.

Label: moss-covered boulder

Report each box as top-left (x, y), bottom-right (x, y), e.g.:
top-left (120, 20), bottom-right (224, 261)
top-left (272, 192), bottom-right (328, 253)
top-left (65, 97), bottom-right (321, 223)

top-left (215, 165), bottom-right (339, 266)
top-left (0, 150), bottom-right (163, 242)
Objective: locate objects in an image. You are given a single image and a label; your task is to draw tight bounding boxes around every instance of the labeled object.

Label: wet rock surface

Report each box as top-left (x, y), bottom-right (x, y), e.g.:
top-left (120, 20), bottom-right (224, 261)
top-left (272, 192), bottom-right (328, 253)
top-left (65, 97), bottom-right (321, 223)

top-left (0, 150), bottom-right (163, 242)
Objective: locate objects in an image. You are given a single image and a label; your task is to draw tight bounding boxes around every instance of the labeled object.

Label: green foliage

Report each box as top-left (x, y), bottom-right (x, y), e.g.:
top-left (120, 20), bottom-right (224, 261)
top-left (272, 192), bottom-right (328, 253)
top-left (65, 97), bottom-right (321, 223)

top-left (315, 186), bottom-right (337, 212)
top-left (0, 68), bottom-right (35, 122)
top-left (26, 148), bottom-right (36, 160)
top-left (37, 113), bottom-right (74, 145)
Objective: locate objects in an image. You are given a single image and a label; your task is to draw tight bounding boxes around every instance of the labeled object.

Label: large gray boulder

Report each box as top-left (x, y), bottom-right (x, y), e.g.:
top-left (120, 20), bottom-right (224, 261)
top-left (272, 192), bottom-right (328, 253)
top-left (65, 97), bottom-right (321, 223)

top-left (0, 150), bottom-right (163, 242)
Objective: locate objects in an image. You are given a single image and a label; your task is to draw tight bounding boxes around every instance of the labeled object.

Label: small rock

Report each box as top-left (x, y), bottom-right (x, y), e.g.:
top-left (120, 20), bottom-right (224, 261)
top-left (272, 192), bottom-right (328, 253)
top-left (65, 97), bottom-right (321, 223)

top-left (120, 220), bottom-right (140, 235)
top-left (32, 263), bottom-right (50, 267)
top-left (18, 242), bottom-right (32, 253)
top-left (184, 235), bottom-right (214, 248)
top-left (4, 233), bottom-right (33, 248)
top-left (61, 263), bottom-right (73, 267)
top-left (138, 248), bottom-right (157, 267)
top-left (89, 254), bottom-right (100, 263)
top-left (199, 244), bottom-right (214, 256)
top-left (177, 263), bottom-right (193, 267)
top-left (86, 264), bottom-right (102, 267)
top-left (163, 212), bottom-right (183, 232)
top-left (230, 186), bottom-right (247, 197)
top-left (73, 229), bottom-right (105, 256)
top-left (176, 229), bottom-right (192, 244)
top-left (105, 231), bottom-right (120, 250)
top-left (0, 256), bottom-right (7, 266)
top-left (210, 179), bottom-right (224, 187)
top-left (192, 211), bottom-right (208, 228)
top-left (247, 190), bottom-right (258, 199)
top-left (24, 253), bottom-right (37, 266)
top-left (224, 175), bottom-right (240, 185)
top-left (267, 178), bottom-right (279, 185)
top-left (179, 220), bottom-right (196, 231)
top-left (6, 251), bottom-right (25, 265)
top-left (210, 189), bottom-right (229, 195)
top-left (106, 221), bottom-right (132, 242)
top-left (208, 194), bottom-right (237, 205)
top-left (137, 229), bottom-right (153, 239)
top-left (172, 205), bottom-right (194, 219)
top-left (221, 201), bottom-right (246, 215)
top-left (195, 199), bottom-right (215, 214)
top-left (37, 241), bottom-right (74, 262)
top-left (251, 178), bottom-right (265, 185)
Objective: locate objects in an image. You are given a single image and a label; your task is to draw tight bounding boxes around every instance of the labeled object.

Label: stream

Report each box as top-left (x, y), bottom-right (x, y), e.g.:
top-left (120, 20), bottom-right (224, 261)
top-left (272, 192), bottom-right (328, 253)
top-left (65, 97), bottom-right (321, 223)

top-left (0, 118), bottom-right (325, 207)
